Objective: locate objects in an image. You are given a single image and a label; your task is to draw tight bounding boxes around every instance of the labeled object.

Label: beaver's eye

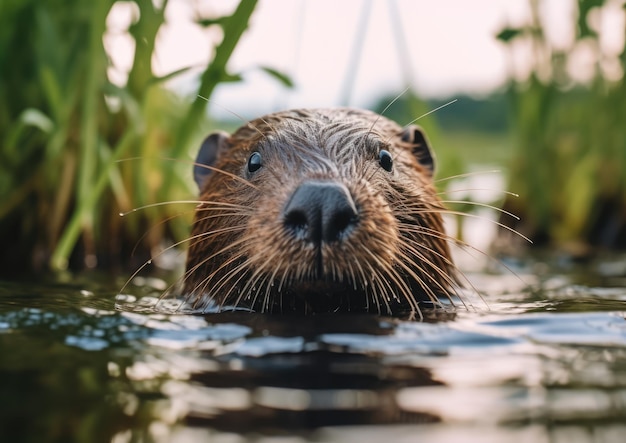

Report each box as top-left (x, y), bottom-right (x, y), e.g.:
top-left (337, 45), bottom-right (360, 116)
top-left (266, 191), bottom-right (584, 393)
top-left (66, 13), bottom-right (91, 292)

top-left (247, 152), bottom-right (262, 173)
top-left (379, 150), bottom-right (393, 172)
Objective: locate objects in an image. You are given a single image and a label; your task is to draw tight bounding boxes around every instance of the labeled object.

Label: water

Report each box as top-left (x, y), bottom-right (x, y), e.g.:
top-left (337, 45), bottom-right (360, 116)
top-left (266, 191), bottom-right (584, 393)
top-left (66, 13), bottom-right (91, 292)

top-left (1, 255), bottom-right (626, 443)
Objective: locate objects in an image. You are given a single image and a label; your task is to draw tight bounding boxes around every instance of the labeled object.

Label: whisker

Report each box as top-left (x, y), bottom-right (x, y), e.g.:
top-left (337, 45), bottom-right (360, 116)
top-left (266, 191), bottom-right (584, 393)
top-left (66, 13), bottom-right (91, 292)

top-left (130, 209), bottom-right (195, 258)
top-left (438, 200), bottom-right (520, 220)
top-left (121, 225), bottom-right (247, 300)
top-left (367, 267), bottom-right (393, 315)
top-left (115, 156), bottom-right (260, 191)
top-left (197, 95), bottom-right (270, 141)
top-left (186, 160), bottom-right (261, 190)
top-left (355, 252), bottom-right (392, 315)
top-left (434, 170), bottom-right (501, 184)
top-left (179, 238), bottom-right (250, 299)
top-left (360, 244), bottom-right (418, 313)
top-left (394, 239), bottom-right (466, 308)
top-left (194, 200), bottom-right (253, 210)
top-left (401, 99), bottom-right (458, 127)
top-left (399, 222), bottom-right (525, 300)
top-left (262, 255), bottom-right (292, 313)
top-left (402, 207), bottom-right (533, 244)
top-left (436, 188), bottom-right (520, 198)
top-left (391, 248), bottom-right (445, 306)
top-left (192, 215), bottom-right (252, 229)
top-left (366, 87), bottom-right (411, 138)
top-left (120, 200), bottom-right (248, 218)
top-left (236, 249), bottom-right (284, 310)
top-left (190, 254), bottom-right (249, 311)
top-left (120, 200), bottom-right (205, 216)
top-left (385, 220), bottom-right (473, 302)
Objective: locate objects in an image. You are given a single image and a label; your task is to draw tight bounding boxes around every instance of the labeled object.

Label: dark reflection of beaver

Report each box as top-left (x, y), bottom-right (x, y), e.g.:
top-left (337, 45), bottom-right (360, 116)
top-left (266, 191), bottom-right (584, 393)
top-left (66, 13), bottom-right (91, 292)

top-left (184, 108), bottom-right (459, 316)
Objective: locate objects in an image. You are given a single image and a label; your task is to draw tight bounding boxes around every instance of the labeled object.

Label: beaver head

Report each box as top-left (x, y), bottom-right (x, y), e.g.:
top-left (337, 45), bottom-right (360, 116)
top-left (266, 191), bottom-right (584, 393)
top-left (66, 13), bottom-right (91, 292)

top-left (183, 108), bottom-right (457, 315)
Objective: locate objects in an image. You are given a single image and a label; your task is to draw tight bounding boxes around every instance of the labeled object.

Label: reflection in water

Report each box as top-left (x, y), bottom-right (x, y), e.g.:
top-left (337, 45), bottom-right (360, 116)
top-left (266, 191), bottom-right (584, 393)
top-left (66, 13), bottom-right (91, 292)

top-left (0, 269), bottom-right (625, 442)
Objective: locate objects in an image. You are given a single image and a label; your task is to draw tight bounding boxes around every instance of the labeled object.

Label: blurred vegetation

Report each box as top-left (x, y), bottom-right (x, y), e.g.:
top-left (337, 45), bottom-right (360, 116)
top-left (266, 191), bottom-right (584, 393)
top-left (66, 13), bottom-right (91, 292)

top-left (497, 0), bottom-right (626, 253)
top-left (377, 0), bottom-right (626, 254)
top-left (0, 0), bottom-right (291, 274)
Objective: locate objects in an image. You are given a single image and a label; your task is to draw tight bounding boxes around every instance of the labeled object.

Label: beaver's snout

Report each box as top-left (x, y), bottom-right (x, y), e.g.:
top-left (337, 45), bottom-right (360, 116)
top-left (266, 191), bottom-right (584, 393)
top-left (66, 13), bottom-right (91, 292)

top-left (282, 181), bottom-right (358, 246)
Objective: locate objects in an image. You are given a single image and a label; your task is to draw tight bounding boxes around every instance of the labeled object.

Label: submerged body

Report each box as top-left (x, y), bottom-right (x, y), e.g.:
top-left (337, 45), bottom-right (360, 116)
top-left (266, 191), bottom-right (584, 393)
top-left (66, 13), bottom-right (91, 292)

top-left (184, 108), bottom-right (458, 315)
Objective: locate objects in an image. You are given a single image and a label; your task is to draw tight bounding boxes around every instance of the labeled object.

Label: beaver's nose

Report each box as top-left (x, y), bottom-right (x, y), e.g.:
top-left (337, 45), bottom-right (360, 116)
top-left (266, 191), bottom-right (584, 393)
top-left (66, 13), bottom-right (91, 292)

top-left (282, 181), bottom-right (358, 245)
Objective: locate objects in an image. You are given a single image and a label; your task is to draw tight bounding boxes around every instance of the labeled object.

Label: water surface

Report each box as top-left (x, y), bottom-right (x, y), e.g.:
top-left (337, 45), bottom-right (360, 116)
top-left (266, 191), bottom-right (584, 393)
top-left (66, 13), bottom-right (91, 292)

top-left (1, 257), bottom-right (626, 443)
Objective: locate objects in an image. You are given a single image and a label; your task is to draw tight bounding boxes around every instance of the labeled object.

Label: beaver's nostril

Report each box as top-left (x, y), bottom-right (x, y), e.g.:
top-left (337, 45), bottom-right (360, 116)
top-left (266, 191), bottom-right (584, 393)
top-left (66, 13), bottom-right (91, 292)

top-left (283, 210), bottom-right (309, 240)
top-left (283, 181), bottom-right (358, 245)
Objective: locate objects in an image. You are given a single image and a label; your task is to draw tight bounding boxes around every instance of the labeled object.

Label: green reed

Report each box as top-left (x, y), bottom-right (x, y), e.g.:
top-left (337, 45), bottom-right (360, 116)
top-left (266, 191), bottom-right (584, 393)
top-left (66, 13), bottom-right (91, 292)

top-left (498, 0), bottom-right (626, 251)
top-left (0, 0), bottom-right (291, 272)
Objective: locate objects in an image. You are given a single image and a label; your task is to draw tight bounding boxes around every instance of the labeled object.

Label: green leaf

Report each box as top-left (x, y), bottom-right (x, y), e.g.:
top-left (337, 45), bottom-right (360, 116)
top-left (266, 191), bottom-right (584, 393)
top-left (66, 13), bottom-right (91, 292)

top-left (496, 28), bottom-right (522, 43)
top-left (578, 0), bottom-right (605, 38)
top-left (221, 71), bottom-right (244, 83)
top-left (196, 16), bottom-right (229, 28)
top-left (150, 65), bottom-right (197, 85)
top-left (258, 66), bottom-right (295, 88)
top-left (562, 153), bottom-right (598, 238)
top-left (19, 108), bottom-right (54, 133)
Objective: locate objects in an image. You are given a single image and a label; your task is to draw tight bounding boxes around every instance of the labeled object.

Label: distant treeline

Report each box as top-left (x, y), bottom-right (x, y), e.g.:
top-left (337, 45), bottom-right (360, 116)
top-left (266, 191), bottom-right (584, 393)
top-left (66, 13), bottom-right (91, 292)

top-left (372, 92), bottom-right (511, 134)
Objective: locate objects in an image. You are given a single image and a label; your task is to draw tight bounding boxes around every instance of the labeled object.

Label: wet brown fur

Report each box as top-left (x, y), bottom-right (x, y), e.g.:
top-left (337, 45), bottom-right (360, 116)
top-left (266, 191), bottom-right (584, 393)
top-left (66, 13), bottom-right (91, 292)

top-left (183, 108), bottom-right (457, 316)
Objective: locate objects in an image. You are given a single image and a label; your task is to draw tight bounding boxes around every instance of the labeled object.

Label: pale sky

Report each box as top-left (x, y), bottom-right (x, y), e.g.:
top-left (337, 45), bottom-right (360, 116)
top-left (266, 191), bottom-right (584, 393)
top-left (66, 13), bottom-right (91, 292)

top-left (106, 0), bottom-right (624, 118)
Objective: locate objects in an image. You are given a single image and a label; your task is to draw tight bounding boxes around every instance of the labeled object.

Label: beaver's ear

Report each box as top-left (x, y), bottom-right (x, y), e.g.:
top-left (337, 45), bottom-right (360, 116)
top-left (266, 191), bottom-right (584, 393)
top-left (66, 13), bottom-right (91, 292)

top-left (193, 131), bottom-right (230, 190)
top-left (401, 125), bottom-right (435, 175)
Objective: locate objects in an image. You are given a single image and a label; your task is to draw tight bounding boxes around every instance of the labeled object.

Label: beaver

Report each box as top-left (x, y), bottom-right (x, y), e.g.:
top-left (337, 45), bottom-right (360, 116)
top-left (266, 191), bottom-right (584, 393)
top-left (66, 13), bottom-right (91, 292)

top-left (183, 108), bottom-right (459, 316)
